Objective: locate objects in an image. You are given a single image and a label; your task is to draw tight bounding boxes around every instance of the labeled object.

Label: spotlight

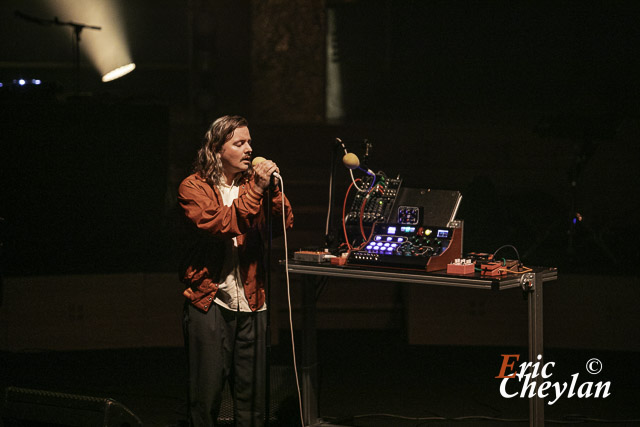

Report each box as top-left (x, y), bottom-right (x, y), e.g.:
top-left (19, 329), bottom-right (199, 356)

top-left (101, 63), bottom-right (136, 82)
top-left (31, 2), bottom-right (136, 86)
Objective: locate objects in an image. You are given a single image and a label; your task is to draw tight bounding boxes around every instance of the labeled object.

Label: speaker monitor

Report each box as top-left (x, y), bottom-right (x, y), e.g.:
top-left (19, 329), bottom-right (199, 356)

top-left (2, 387), bottom-right (142, 427)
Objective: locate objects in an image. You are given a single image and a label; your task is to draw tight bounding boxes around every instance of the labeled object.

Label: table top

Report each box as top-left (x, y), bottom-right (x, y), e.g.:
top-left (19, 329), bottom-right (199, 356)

top-left (282, 259), bottom-right (558, 290)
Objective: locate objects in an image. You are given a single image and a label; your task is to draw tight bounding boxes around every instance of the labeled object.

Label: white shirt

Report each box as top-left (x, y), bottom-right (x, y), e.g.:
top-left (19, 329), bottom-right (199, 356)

top-left (214, 179), bottom-right (266, 312)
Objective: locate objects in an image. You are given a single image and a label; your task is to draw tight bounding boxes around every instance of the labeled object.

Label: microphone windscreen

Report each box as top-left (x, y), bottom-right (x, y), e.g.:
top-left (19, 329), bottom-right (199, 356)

top-left (251, 156), bottom-right (267, 166)
top-left (342, 153), bottom-right (360, 170)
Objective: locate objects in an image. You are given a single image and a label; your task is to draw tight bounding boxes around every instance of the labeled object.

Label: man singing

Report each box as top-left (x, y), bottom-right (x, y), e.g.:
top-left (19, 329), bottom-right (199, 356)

top-left (178, 115), bottom-right (294, 426)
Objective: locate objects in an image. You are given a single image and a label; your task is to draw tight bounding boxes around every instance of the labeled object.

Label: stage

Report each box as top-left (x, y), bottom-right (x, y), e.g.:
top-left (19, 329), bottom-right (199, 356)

top-left (2, 330), bottom-right (638, 426)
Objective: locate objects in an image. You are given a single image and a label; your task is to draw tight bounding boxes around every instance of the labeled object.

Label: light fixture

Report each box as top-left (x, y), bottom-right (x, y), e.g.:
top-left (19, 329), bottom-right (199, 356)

top-left (36, 1), bottom-right (136, 86)
top-left (11, 78), bottom-right (44, 87)
top-left (102, 63), bottom-right (136, 82)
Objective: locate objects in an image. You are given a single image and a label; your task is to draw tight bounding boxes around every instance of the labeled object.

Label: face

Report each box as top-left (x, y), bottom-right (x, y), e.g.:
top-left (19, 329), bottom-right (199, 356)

top-left (218, 126), bottom-right (252, 182)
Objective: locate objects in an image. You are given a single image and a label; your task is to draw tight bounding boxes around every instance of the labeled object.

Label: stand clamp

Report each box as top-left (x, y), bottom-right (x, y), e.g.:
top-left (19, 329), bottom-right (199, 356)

top-left (520, 272), bottom-right (536, 298)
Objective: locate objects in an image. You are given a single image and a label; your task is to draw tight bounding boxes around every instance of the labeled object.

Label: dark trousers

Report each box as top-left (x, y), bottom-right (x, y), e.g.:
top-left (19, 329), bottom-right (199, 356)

top-left (184, 302), bottom-right (266, 427)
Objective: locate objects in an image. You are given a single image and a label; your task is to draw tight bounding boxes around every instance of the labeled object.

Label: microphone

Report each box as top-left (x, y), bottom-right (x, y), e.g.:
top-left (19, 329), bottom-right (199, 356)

top-left (342, 152), bottom-right (374, 176)
top-left (342, 153), bottom-right (360, 170)
top-left (251, 156), bottom-right (282, 180)
top-left (251, 156), bottom-right (267, 166)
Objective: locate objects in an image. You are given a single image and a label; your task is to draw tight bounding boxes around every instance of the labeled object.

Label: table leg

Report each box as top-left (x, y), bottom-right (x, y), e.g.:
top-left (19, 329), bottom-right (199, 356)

top-left (527, 272), bottom-right (544, 427)
top-left (301, 275), bottom-right (319, 426)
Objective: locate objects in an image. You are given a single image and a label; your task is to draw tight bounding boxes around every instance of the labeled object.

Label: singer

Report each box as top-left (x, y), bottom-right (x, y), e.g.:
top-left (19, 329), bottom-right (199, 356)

top-left (177, 115), bottom-right (293, 427)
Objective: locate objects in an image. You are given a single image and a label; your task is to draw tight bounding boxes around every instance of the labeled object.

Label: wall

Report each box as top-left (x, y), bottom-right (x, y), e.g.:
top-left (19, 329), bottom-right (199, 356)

top-left (1, 1), bottom-right (639, 353)
top-left (1, 272), bottom-right (638, 352)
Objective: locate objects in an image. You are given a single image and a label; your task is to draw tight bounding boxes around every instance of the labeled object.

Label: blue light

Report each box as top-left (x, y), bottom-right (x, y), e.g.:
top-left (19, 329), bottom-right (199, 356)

top-left (0, 83), bottom-right (3, 88)
top-left (387, 226), bottom-right (396, 235)
top-left (18, 79), bottom-right (26, 86)
top-left (33, 79), bottom-right (41, 85)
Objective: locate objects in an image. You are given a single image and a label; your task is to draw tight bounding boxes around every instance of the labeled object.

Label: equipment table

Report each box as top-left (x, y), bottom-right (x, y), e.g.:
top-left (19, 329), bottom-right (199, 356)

top-left (283, 260), bottom-right (558, 427)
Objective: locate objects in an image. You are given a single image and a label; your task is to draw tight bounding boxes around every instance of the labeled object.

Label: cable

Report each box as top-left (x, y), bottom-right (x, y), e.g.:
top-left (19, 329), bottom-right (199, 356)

top-left (348, 168), bottom-right (375, 192)
top-left (488, 244), bottom-right (534, 275)
top-left (359, 183), bottom-right (384, 241)
top-left (341, 179), bottom-right (360, 250)
top-left (556, 414), bottom-right (640, 424)
top-left (358, 187), bottom-right (370, 240)
top-left (336, 137), bottom-right (349, 156)
top-left (324, 157), bottom-right (333, 236)
top-left (341, 178), bottom-right (384, 250)
top-left (492, 244), bottom-right (522, 264)
top-left (277, 175), bottom-right (305, 427)
top-left (352, 221), bottom-right (378, 253)
top-left (500, 266), bottom-right (532, 275)
top-left (352, 412), bottom-right (640, 425)
top-left (353, 413), bottom-right (530, 424)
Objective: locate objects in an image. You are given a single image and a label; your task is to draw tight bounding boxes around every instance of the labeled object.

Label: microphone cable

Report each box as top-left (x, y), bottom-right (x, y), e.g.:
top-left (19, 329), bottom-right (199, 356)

top-left (275, 174), bottom-right (305, 427)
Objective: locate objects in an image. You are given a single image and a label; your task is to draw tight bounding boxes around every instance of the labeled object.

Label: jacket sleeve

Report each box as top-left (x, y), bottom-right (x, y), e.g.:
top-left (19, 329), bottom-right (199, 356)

top-left (178, 176), bottom-right (265, 238)
top-left (257, 186), bottom-right (294, 237)
top-left (271, 186), bottom-right (294, 232)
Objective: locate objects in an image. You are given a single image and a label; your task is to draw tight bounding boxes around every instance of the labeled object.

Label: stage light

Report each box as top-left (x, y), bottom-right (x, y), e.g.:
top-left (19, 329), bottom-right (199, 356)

top-left (11, 79), bottom-right (44, 87)
top-left (43, 0), bottom-right (135, 84)
top-left (102, 63), bottom-right (136, 82)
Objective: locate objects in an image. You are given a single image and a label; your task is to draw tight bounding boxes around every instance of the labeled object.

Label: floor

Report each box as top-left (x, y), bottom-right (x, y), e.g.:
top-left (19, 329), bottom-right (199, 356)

top-left (1, 330), bottom-right (639, 427)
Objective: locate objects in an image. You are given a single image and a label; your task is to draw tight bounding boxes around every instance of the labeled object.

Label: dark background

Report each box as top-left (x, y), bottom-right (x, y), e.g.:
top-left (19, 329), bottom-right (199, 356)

top-left (1, 1), bottom-right (639, 425)
top-left (2, 0), bottom-right (638, 276)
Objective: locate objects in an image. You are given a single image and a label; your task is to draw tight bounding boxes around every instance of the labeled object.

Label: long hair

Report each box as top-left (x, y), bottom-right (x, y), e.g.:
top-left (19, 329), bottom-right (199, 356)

top-left (194, 115), bottom-right (250, 187)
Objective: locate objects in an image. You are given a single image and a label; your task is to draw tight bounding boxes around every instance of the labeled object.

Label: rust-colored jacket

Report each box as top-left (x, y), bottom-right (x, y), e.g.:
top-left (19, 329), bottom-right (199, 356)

top-left (177, 173), bottom-right (293, 312)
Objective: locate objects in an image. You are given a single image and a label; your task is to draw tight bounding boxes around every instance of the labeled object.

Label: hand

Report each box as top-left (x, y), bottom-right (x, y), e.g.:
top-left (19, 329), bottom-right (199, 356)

top-left (253, 159), bottom-right (279, 191)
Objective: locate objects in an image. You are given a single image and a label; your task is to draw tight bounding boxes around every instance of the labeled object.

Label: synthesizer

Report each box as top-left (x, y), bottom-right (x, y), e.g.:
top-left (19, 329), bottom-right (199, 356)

top-left (344, 174), bottom-right (402, 227)
top-left (346, 187), bottom-right (463, 271)
top-left (347, 222), bottom-right (463, 271)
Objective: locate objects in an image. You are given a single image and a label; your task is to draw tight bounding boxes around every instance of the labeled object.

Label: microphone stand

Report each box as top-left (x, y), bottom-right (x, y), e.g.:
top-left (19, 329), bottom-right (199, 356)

top-left (265, 182), bottom-right (273, 426)
top-left (362, 138), bottom-right (372, 168)
top-left (14, 11), bottom-right (101, 95)
top-left (56, 17), bottom-right (102, 96)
